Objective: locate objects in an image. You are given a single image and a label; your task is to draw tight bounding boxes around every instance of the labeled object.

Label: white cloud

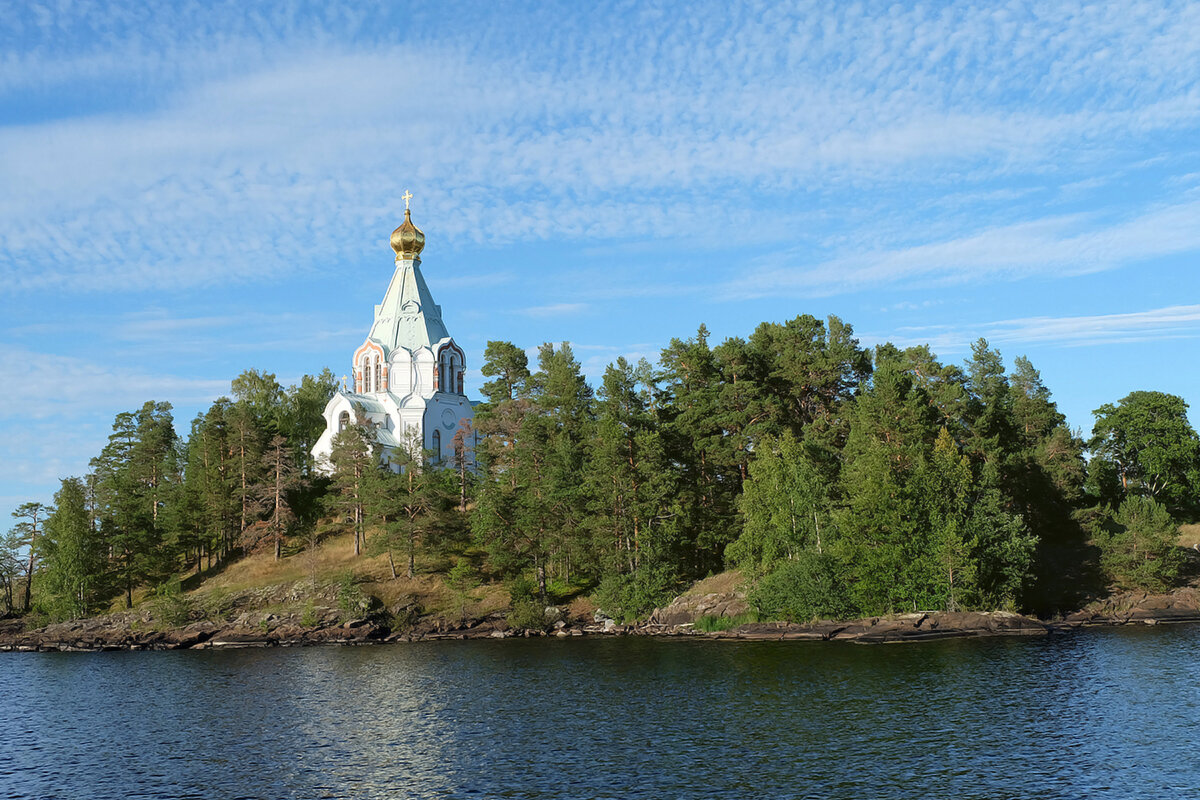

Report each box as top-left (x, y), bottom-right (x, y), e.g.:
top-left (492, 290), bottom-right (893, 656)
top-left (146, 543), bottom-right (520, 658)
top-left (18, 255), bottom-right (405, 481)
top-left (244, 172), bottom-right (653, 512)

top-left (0, 347), bottom-right (228, 422)
top-left (0, 346), bottom-right (227, 506)
top-left (734, 200), bottom-right (1200, 299)
top-left (1, 4), bottom-right (1198, 296)
top-left (876, 303), bottom-right (1200, 353)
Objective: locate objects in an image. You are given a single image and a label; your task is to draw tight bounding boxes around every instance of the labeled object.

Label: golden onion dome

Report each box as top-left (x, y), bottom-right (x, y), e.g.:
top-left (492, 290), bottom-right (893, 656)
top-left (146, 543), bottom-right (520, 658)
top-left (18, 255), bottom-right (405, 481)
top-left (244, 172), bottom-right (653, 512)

top-left (390, 207), bottom-right (425, 260)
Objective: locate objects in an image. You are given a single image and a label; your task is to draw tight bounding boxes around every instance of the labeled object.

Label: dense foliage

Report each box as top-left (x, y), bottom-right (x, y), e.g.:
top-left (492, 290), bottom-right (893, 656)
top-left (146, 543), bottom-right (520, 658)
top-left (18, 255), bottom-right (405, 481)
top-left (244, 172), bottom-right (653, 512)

top-left (5, 314), bottom-right (1199, 623)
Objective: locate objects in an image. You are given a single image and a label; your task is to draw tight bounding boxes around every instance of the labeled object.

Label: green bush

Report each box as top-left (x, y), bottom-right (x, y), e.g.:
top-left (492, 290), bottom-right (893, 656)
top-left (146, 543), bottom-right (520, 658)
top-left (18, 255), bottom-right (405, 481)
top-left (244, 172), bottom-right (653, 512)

top-left (151, 580), bottom-right (193, 627)
top-left (336, 572), bottom-right (372, 617)
top-left (299, 600), bottom-right (318, 628)
top-left (506, 598), bottom-right (546, 631)
top-left (593, 568), bottom-right (678, 624)
top-left (504, 575), bottom-right (546, 631)
top-left (750, 552), bottom-right (855, 622)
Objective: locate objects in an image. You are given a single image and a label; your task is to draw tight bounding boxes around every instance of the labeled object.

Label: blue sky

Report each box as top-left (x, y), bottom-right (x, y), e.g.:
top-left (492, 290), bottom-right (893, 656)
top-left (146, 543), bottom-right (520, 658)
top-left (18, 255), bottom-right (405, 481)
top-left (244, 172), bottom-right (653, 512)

top-left (3, 1), bottom-right (1200, 513)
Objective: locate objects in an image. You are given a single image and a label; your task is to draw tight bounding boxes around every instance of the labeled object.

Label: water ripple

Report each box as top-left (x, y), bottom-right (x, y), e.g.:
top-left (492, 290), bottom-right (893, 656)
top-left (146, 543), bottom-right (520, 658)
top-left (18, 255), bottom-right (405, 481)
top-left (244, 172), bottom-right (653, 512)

top-left (1, 627), bottom-right (1199, 799)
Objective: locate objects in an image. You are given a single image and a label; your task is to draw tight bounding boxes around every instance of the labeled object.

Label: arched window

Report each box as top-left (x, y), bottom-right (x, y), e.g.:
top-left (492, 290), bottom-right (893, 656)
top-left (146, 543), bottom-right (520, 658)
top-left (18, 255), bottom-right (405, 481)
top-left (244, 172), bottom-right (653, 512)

top-left (363, 358), bottom-right (372, 393)
top-left (374, 357), bottom-right (381, 393)
top-left (432, 429), bottom-right (441, 461)
top-left (338, 411), bottom-right (350, 432)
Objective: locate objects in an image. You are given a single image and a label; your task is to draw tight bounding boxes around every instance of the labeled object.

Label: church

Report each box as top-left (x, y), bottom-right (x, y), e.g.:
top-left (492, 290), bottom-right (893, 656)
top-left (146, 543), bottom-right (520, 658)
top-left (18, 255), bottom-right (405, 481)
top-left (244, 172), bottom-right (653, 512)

top-left (311, 195), bottom-right (476, 471)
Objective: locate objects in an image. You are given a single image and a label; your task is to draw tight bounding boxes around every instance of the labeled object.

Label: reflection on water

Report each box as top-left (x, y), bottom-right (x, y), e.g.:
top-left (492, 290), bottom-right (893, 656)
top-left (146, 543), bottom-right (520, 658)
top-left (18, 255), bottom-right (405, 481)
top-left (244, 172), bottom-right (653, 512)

top-left (2, 627), bottom-right (1199, 799)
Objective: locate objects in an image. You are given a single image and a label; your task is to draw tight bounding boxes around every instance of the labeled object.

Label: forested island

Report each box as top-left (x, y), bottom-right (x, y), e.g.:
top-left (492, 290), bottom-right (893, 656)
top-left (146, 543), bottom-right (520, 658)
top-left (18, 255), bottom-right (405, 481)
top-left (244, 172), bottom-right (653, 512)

top-left (4, 314), bottom-right (1200, 648)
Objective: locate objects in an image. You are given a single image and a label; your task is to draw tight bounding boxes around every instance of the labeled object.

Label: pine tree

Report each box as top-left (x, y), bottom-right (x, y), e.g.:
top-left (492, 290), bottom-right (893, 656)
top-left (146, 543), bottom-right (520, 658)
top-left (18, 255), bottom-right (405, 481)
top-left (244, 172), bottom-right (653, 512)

top-left (0, 528), bottom-right (23, 615)
top-left (227, 402), bottom-right (266, 552)
top-left (366, 429), bottom-right (442, 579)
top-left (657, 325), bottom-right (738, 575)
top-left (10, 501), bottom-right (49, 612)
top-left (91, 402), bottom-right (179, 606)
top-left (835, 361), bottom-right (939, 614)
top-left (747, 314), bottom-right (871, 439)
top-left (328, 423), bottom-right (374, 556)
top-left (258, 435), bottom-right (302, 560)
top-left (450, 420), bottom-right (476, 513)
top-left (587, 358), bottom-right (675, 584)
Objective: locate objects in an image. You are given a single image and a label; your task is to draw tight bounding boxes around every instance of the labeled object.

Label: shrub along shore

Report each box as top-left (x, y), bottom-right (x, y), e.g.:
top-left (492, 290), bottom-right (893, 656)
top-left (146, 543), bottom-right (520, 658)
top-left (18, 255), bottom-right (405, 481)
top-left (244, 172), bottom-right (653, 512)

top-left (5, 314), bottom-right (1200, 645)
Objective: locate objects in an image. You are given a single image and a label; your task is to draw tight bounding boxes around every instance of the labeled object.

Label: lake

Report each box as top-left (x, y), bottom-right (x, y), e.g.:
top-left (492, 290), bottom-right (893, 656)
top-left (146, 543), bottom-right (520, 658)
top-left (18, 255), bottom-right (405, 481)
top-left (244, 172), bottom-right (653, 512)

top-left (2, 627), bottom-right (1199, 799)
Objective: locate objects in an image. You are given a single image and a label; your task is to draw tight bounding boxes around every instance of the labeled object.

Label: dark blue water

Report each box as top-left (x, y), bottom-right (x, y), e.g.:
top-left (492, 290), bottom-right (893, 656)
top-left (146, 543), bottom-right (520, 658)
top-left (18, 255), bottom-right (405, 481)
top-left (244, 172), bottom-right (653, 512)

top-left (3, 627), bottom-right (1199, 799)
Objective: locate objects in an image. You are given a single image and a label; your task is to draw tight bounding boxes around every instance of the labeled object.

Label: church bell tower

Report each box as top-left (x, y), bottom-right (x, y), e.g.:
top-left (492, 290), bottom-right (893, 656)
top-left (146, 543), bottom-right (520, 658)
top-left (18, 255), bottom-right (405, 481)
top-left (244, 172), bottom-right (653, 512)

top-left (311, 193), bottom-right (476, 471)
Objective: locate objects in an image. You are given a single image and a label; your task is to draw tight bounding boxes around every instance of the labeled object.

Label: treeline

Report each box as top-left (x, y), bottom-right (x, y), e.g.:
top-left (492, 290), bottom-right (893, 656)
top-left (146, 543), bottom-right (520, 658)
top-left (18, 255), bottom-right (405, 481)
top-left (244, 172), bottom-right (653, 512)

top-left (2, 370), bottom-right (339, 620)
top-left (6, 314), bottom-right (1199, 624)
top-left (464, 318), bottom-right (1198, 621)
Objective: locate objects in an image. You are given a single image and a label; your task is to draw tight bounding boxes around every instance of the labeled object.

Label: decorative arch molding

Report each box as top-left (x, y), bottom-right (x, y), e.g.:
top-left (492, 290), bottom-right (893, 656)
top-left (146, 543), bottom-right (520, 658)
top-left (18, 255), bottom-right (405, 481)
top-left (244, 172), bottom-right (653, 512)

top-left (435, 340), bottom-right (467, 395)
top-left (352, 340), bottom-right (387, 393)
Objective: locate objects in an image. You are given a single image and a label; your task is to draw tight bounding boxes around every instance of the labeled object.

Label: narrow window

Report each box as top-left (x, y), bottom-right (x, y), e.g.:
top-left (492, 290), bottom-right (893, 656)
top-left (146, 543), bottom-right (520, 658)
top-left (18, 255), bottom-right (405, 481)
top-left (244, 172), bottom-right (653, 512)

top-left (338, 411), bottom-right (350, 432)
top-left (376, 359), bottom-right (383, 392)
top-left (432, 429), bottom-right (441, 460)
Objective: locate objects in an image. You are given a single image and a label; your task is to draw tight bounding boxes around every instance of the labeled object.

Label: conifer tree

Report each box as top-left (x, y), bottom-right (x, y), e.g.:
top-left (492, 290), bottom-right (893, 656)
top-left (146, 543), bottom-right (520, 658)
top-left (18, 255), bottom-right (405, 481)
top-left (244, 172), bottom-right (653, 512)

top-left (450, 420), bottom-right (476, 513)
top-left (366, 429), bottom-right (442, 579)
top-left (835, 361), bottom-right (939, 613)
top-left (328, 422), bottom-right (374, 556)
top-left (91, 402), bottom-right (178, 606)
top-left (529, 342), bottom-right (594, 589)
top-left (0, 527), bottom-right (23, 615)
top-left (657, 325), bottom-right (738, 575)
top-left (258, 435), bottom-right (302, 560)
top-left (228, 401), bottom-right (267, 551)
top-left (10, 501), bottom-right (48, 611)
top-left (747, 314), bottom-right (871, 440)
top-left (587, 358), bottom-right (674, 584)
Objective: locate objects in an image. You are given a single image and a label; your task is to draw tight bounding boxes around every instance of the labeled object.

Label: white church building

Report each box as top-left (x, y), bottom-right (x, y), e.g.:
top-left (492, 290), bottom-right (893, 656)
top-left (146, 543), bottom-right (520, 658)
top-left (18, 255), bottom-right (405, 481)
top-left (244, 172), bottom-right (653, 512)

top-left (312, 197), bottom-right (476, 471)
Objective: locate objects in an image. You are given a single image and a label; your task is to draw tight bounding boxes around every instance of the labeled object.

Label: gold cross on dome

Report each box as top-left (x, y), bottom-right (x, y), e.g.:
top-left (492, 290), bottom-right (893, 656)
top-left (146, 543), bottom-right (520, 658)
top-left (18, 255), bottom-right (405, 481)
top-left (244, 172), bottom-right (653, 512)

top-left (402, 190), bottom-right (413, 210)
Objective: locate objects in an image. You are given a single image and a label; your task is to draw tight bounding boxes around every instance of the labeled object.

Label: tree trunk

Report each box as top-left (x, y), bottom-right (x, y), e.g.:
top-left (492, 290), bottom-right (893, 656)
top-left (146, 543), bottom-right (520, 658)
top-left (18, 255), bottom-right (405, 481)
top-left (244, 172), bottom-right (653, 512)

top-left (22, 547), bottom-right (34, 611)
top-left (407, 526), bottom-right (415, 579)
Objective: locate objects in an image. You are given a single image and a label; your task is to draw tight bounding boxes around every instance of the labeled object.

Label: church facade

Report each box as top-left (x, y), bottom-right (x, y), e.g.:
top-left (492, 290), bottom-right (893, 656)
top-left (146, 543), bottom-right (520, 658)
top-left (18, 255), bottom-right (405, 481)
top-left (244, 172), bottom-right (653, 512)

top-left (311, 200), bottom-right (476, 471)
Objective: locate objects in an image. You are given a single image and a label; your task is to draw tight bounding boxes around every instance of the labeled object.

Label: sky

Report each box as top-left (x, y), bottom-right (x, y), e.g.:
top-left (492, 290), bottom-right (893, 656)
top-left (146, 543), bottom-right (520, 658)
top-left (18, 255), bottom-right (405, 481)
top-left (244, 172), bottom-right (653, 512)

top-left (2, 0), bottom-right (1200, 514)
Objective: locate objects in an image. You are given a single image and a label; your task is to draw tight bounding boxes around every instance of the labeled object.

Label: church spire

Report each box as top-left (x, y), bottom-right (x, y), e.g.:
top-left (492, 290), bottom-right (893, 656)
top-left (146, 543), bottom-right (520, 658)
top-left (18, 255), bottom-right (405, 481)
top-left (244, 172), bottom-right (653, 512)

top-left (390, 190), bottom-right (425, 260)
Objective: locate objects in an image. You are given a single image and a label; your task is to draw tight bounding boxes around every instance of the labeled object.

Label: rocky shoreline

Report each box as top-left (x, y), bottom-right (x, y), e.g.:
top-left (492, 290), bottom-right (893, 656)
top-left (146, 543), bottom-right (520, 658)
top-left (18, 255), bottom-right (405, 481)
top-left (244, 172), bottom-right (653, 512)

top-left (3, 585), bottom-right (1200, 652)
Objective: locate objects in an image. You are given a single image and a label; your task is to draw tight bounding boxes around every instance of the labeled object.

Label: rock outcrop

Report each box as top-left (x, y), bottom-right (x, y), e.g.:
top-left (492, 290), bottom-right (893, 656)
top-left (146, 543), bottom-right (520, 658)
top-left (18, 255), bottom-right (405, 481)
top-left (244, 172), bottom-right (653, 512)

top-left (647, 591), bottom-right (750, 627)
top-left (4, 586), bottom-right (1200, 652)
top-left (1063, 586), bottom-right (1200, 627)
